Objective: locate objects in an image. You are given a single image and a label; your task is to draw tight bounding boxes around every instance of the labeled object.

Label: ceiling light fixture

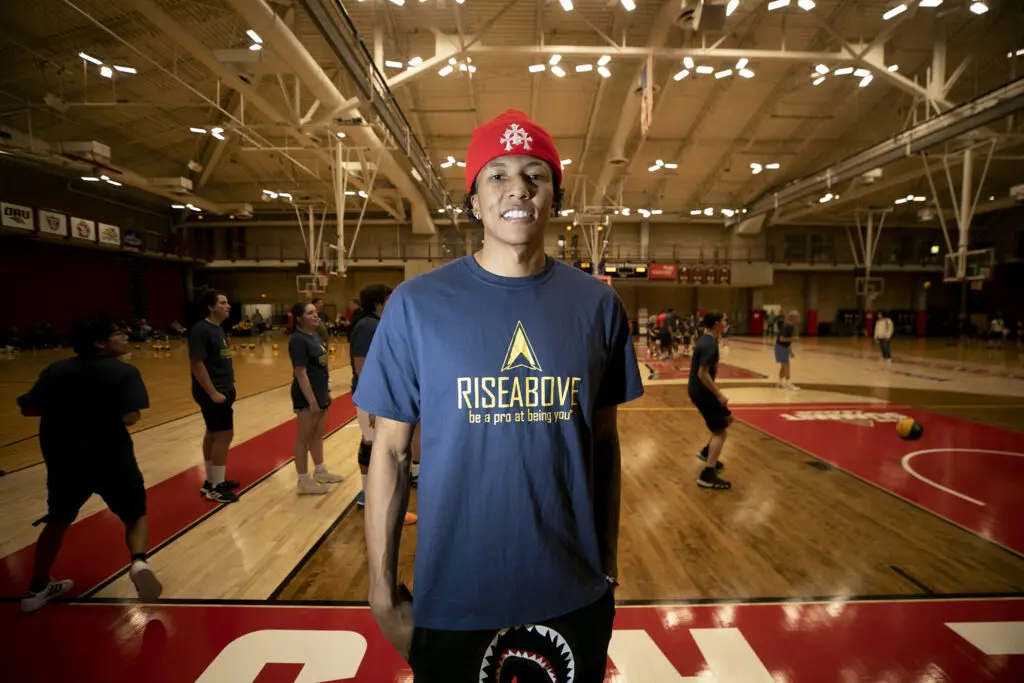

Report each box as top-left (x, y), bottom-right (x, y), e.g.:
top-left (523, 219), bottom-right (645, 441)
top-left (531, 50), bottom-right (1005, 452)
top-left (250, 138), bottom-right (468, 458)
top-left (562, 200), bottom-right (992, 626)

top-left (550, 65), bottom-right (566, 78)
top-left (815, 64), bottom-right (829, 75)
top-left (559, 0), bottom-right (574, 10)
top-left (765, 163), bottom-right (780, 170)
top-left (113, 65), bottom-right (137, 74)
top-left (211, 127), bottom-right (225, 140)
top-left (598, 55), bottom-right (611, 66)
top-left (704, 208), bottom-right (714, 216)
top-left (408, 56), bottom-right (423, 67)
top-left (683, 57), bottom-right (695, 69)
top-left (859, 74), bottom-right (873, 87)
top-left (529, 64), bottom-right (546, 73)
top-left (696, 65), bottom-right (714, 74)
top-left (797, 0), bottom-right (815, 9)
top-left (388, 0), bottom-right (405, 5)
top-left (438, 65), bottom-right (454, 77)
top-left (246, 30), bottom-right (263, 44)
top-left (171, 204), bottom-right (186, 209)
top-left (597, 66), bottom-right (611, 78)
top-left (968, 1), bottom-right (988, 14)
top-left (714, 69), bottom-right (733, 79)
top-left (249, 44), bottom-right (262, 51)
top-left (384, 60), bottom-right (403, 69)
top-left (819, 192), bottom-right (834, 203)
top-left (106, 179), bottom-right (122, 186)
top-left (812, 76), bottom-right (826, 86)
top-left (722, 208), bottom-right (735, 217)
top-left (834, 66), bottom-right (854, 76)
top-left (263, 190), bottom-right (278, 199)
top-left (358, 190), bottom-right (368, 198)
top-left (621, 0), bottom-right (636, 10)
top-left (79, 52), bottom-right (102, 65)
top-left (726, 0), bottom-right (739, 16)
top-left (651, 209), bottom-right (663, 215)
top-left (882, 4), bottom-right (907, 20)
top-left (691, 209), bottom-right (703, 216)
top-left (560, 158), bottom-right (572, 166)
top-left (919, 0), bottom-right (942, 5)
top-left (673, 69), bottom-right (690, 81)
top-left (549, 55), bottom-right (562, 66)
top-left (190, 127), bottom-right (207, 134)
top-left (735, 58), bottom-right (749, 69)
top-left (575, 64), bottom-right (593, 72)
top-left (336, 132), bottom-right (346, 138)
top-left (751, 163), bottom-right (763, 174)
top-left (767, 0), bottom-right (791, 10)
top-left (82, 176), bottom-right (100, 181)
top-left (100, 66), bottom-right (113, 78)
top-left (621, 208), bottom-right (630, 216)
top-left (738, 68), bottom-right (755, 78)
top-left (888, 64), bottom-right (899, 72)
top-left (854, 68), bottom-right (871, 77)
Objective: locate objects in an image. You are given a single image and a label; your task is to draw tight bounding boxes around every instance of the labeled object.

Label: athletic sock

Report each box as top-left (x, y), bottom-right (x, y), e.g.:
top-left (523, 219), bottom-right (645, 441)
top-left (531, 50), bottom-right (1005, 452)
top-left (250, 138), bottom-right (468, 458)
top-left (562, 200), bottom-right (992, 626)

top-left (211, 465), bottom-right (226, 486)
top-left (298, 472), bottom-right (312, 482)
top-left (204, 460), bottom-right (213, 481)
top-left (314, 463), bottom-right (327, 474)
top-left (361, 473), bottom-right (367, 493)
top-left (410, 463), bottom-right (420, 478)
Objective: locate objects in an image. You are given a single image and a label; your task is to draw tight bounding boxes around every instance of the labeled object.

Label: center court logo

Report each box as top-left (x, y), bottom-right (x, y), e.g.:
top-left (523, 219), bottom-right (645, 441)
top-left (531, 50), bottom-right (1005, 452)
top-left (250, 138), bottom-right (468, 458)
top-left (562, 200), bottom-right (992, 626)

top-left (458, 321), bottom-right (580, 426)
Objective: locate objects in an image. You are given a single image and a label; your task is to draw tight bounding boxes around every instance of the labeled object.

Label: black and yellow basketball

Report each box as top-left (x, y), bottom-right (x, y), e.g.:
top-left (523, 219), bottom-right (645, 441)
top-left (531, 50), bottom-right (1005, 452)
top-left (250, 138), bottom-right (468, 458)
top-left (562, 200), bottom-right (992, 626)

top-left (896, 417), bottom-right (924, 440)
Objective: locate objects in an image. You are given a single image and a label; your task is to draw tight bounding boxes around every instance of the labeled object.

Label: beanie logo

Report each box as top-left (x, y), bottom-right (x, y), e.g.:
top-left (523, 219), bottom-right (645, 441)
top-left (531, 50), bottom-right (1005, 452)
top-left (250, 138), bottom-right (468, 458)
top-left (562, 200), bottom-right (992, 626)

top-left (499, 123), bottom-right (533, 152)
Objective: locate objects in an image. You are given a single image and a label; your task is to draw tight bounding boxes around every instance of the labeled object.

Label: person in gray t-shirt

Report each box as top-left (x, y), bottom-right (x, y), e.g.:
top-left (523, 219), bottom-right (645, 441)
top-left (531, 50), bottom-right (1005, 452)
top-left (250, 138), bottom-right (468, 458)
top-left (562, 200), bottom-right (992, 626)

top-left (288, 301), bottom-right (344, 495)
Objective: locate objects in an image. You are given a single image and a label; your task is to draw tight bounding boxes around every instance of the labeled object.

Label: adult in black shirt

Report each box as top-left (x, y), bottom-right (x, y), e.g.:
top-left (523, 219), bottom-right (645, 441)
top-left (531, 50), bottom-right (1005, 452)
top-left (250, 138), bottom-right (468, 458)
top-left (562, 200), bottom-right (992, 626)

top-left (17, 315), bottom-right (162, 612)
top-left (288, 301), bottom-right (344, 495)
top-left (189, 291), bottom-right (239, 503)
top-left (687, 310), bottom-right (732, 490)
top-left (774, 309), bottom-right (801, 390)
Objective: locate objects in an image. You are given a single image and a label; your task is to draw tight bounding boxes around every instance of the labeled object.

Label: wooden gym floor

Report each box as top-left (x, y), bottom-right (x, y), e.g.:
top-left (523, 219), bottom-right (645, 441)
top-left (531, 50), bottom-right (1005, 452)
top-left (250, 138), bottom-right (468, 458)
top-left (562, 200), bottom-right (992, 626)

top-left (1, 333), bottom-right (1022, 605)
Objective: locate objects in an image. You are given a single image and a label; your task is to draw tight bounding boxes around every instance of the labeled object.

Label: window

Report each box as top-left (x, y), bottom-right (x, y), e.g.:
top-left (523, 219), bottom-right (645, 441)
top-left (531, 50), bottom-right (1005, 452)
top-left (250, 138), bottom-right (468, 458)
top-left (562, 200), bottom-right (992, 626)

top-left (810, 233), bottom-right (834, 263)
top-left (783, 234), bottom-right (807, 262)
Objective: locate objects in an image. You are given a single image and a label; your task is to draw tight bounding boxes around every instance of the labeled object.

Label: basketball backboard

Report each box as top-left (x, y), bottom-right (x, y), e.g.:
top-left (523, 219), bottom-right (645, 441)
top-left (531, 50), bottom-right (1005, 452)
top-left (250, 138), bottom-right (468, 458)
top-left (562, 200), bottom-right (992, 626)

top-left (943, 248), bottom-right (994, 283)
top-left (855, 276), bottom-right (884, 297)
top-left (296, 274), bottom-right (328, 297)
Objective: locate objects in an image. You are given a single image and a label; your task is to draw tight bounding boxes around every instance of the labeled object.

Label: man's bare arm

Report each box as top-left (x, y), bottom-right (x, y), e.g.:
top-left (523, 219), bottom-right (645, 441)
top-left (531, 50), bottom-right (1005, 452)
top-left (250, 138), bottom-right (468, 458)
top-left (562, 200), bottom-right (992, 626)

top-left (366, 416), bottom-right (415, 611)
top-left (593, 407), bottom-right (621, 580)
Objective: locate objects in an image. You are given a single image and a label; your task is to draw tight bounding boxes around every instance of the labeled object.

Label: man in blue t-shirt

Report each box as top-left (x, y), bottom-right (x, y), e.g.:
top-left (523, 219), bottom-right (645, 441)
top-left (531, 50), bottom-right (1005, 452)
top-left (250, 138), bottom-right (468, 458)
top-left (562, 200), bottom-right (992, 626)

top-left (354, 109), bottom-right (644, 682)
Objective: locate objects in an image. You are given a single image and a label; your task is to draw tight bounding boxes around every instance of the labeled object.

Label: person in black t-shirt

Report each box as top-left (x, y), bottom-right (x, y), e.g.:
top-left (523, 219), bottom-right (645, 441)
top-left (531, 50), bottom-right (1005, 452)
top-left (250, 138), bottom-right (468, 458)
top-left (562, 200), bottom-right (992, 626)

top-left (288, 301), bottom-right (345, 495)
top-left (189, 291), bottom-right (239, 503)
top-left (688, 310), bottom-right (732, 490)
top-left (17, 315), bottom-right (163, 613)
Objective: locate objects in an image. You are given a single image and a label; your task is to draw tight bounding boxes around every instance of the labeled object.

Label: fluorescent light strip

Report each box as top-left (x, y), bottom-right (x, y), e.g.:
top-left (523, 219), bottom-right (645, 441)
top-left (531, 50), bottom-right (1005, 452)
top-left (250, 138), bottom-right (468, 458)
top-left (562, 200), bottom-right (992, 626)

top-left (968, 2), bottom-right (987, 14)
top-left (438, 65), bottom-right (454, 76)
top-left (696, 65), bottom-right (713, 74)
top-left (726, 0), bottom-right (739, 16)
top-left (735, 58), bottom-right (748, 69)
top-left (888, 64), bottom-right (899, 72)
top-left (598, 55), bottom-right (611, 66)
top-left (739, 68), bottom-right (755, 79)
top-left (854, 68), bottom-right (871, 77)
top-left (919, 0), bottom-right (942, 5)
top-left (882, 4), bottom-right (907, 20)
top-left (859, 74), bottom-right (873, 87)
top-left (575, 64), bottom-right (593, 72)
top-left (597, 66), bottom-right (611, 78)
top-left (384, 60), bottom-right (403, 69)
top-left (549, 55), bottom-right (562, 66)
top-left (100, 66), bottom-right (113, 78)
top-left (683, 57), bottom-right (695, 69)
top-left (620, 0), bottom-right (636, 10)
top-left (190, 127), bottom-right (207, 134)
top-left (246, 30), bottom-right (263, 44)
top-left (812, 76), bottom-right (826, 86)
top-left (408, 56), bottom-right (423, 66)
top-left (834, 66), bottom-right (854, 76)
top-left (797, 0), bottom-right (815, 9)
top-left (550, 65), bottom-right (566, 77)
top-left (249, 44), bottom-right (262, 51)
top-left (529, 64), bottom-right (546, 73)
top-left (714, 69), bottom-right (733, 79)
top-left (673, 69), bottom-right (690, 81)
top-left (815, 64), bottom-right (829, 74)
top-left (79, 52), bottom-right (102, 65)
top-left (113, 65), bottom-right (136, 74)
top-left (767, 0), bottom-right (790, 10)
top-left (559, 0), bottom-right (573, 10)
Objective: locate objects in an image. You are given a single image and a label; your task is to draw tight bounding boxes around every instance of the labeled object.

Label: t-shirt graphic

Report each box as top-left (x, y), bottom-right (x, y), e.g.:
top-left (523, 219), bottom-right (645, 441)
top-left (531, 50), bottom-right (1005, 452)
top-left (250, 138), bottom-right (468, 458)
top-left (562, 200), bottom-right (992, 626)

top-left (354, 255), bottom-right (644, 630)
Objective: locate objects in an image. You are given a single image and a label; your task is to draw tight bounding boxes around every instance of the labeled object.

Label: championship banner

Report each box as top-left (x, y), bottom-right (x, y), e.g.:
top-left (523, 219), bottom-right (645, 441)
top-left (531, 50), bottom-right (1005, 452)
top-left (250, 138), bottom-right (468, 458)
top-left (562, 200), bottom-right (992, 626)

top-left (720, 266), bottom-right (731, 285)
top-left (1, 202), bottom-right (34, 231)
top-left (647, 263), bottom-right (678, 281)
top-left (98, 222), bottom-right (121, 246)
top-left (640, 54), bottom-right (653, 137)
top-left (123, 229), bottom-right (143, 250)
top-left (680, 264), bottom-right (692, 284)
top-left (70, 217), bottom-right (96, 242)
top-left (692, 265), bottom-right (705, 285)
top-left (708, 267), bottom-right (720, 285)
top-left (38, 209), bottom-right (67, 237)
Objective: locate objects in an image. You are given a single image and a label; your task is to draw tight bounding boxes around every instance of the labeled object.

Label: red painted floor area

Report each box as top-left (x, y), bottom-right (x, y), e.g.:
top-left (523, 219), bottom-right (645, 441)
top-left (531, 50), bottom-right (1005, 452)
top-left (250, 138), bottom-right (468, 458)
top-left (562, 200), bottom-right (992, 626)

top-left (644, 358), bottom-right (764, 380)
top-left (733, 403), bottom-right (1024, 557)
top-left (0, 394), bottom-right (356, 599)
top-left (2, 598), bottom-right (1021, 682)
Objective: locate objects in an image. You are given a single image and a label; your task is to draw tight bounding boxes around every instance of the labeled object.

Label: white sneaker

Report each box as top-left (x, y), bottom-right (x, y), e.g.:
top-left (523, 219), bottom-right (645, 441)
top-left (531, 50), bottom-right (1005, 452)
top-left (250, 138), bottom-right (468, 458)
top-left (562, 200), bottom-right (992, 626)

top-left (314, 468), bottom-right (344, 484)
top-left (885, 358), bottom-right (893, 363)
top-left (297, 476), bottom-right (329, 495)
top-left (129, 560), bottom-right (163, 602)
top-left (786, 383), bottom-right (801, 391)
top-left (21, 578), bottom-right (73, 614)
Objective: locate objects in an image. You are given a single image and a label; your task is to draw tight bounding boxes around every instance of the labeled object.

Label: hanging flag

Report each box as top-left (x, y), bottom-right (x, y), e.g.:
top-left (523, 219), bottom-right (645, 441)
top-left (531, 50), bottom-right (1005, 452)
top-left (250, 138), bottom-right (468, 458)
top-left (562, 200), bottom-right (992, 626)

top-left (640, 54), bottom-right (654, 137)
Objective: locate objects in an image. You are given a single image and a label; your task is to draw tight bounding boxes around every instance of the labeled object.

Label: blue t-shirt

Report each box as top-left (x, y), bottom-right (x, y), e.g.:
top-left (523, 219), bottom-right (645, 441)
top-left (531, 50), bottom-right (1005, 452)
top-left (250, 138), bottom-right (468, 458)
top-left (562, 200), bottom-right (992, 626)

top-left (353, 255), bottom-right (644, 630)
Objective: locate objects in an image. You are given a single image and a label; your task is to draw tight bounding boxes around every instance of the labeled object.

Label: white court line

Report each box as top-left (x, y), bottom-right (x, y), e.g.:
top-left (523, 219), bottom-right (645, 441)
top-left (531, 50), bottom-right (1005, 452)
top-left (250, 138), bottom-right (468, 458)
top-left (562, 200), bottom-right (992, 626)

top-left (901, 449), bottom-right (1024, 507)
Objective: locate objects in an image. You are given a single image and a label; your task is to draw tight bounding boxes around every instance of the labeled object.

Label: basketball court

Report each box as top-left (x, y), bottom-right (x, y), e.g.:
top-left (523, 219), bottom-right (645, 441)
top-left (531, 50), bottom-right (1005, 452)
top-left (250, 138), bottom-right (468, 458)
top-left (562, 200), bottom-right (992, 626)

top-left (2, 0), bottom-right (1024, 680)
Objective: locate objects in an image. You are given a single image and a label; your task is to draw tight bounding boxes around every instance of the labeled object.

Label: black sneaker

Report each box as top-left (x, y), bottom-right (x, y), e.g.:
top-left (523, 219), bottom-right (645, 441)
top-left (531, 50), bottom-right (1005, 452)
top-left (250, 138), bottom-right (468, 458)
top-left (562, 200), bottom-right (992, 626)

top-left (205, 482), bottom-right (239, 503)
top-left (200, 479), bottom-right (240, 496)
top-left (697, 445), bottom-right (724, 471)
top-left (697, 468), bottom-right (731, 490)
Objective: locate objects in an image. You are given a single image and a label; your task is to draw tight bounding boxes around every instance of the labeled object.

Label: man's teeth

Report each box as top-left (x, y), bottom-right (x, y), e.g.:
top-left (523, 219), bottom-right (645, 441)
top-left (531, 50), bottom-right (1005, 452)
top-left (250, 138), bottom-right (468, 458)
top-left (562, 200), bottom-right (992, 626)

top-left (503, 210), bottom-right (535, 219)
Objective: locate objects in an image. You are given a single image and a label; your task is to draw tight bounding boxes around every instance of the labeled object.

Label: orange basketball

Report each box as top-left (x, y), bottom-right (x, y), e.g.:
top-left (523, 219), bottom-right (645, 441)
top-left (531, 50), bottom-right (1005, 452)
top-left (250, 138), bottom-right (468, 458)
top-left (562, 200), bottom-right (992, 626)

top-left (896, 417), bottom-right (923, 440)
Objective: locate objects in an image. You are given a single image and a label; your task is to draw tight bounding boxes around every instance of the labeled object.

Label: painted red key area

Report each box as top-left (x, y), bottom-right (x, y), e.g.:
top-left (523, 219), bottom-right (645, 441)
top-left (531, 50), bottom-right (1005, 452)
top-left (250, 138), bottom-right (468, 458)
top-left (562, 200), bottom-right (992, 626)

top-left (734, 403), bottom-right (1024, 556)
top-left (0, 394), bottom-right (356, 598)
top-left (1, 599), bottom-right (1021, 682)
top-left (644, 359), bottom-right (764, 380)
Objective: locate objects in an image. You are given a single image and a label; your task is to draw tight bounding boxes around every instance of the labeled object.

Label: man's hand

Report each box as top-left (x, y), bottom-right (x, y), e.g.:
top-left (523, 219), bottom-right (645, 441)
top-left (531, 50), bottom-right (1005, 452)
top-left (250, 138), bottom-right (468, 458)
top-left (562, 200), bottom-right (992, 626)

top-left (210, 391), bottom-right (226, 404)
top-left (371, 585), bottom-right (415, 660)
top-left (309, 401), bottom-right (322, 414)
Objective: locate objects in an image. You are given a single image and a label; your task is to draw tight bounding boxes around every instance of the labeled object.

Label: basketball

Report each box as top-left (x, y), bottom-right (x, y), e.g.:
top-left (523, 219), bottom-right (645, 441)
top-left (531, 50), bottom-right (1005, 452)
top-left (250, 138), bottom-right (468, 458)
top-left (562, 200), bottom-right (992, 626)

top-left (896, 418), bottom-right (924, 440)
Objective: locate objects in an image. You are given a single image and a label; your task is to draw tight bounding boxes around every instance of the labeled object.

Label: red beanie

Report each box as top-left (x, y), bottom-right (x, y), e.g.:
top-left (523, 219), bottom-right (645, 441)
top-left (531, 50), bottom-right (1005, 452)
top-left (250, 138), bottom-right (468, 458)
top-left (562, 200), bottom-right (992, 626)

top-left (464, 109), bottom-right (562, 193)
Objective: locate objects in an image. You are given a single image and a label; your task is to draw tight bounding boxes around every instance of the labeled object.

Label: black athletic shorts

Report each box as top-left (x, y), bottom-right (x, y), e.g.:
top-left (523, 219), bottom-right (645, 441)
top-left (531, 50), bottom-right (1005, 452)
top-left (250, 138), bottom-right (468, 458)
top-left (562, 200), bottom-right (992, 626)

top-left (357, 439), bottom-right (372, 468)
top-left (658, 331), bottom-right (673, 348)
top-left (690, 391), bottom-right (732, 432)
top-left (46, 462), bottom-right (146, 524)
top-left (409, 589), bottom-right (615, 683)
top-left (193, 388), bottom-right (236, 432)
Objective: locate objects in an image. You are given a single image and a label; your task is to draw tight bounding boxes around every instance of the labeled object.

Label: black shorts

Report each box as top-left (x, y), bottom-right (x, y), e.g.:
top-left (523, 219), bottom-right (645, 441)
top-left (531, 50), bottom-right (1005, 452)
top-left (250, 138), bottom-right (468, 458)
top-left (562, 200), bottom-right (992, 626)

top-left (46, 463), bottom-right (146, 524)
top-left (194, 389), bottom-right (236, 432)
top-left (690, 391), bottom-right (732, 432)
top-left (409, 589), bottom-right (615, 683)
top-left (658, 332), bottom-right (673, 347)
top-left (357, 440), bottom-right (372, 468)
